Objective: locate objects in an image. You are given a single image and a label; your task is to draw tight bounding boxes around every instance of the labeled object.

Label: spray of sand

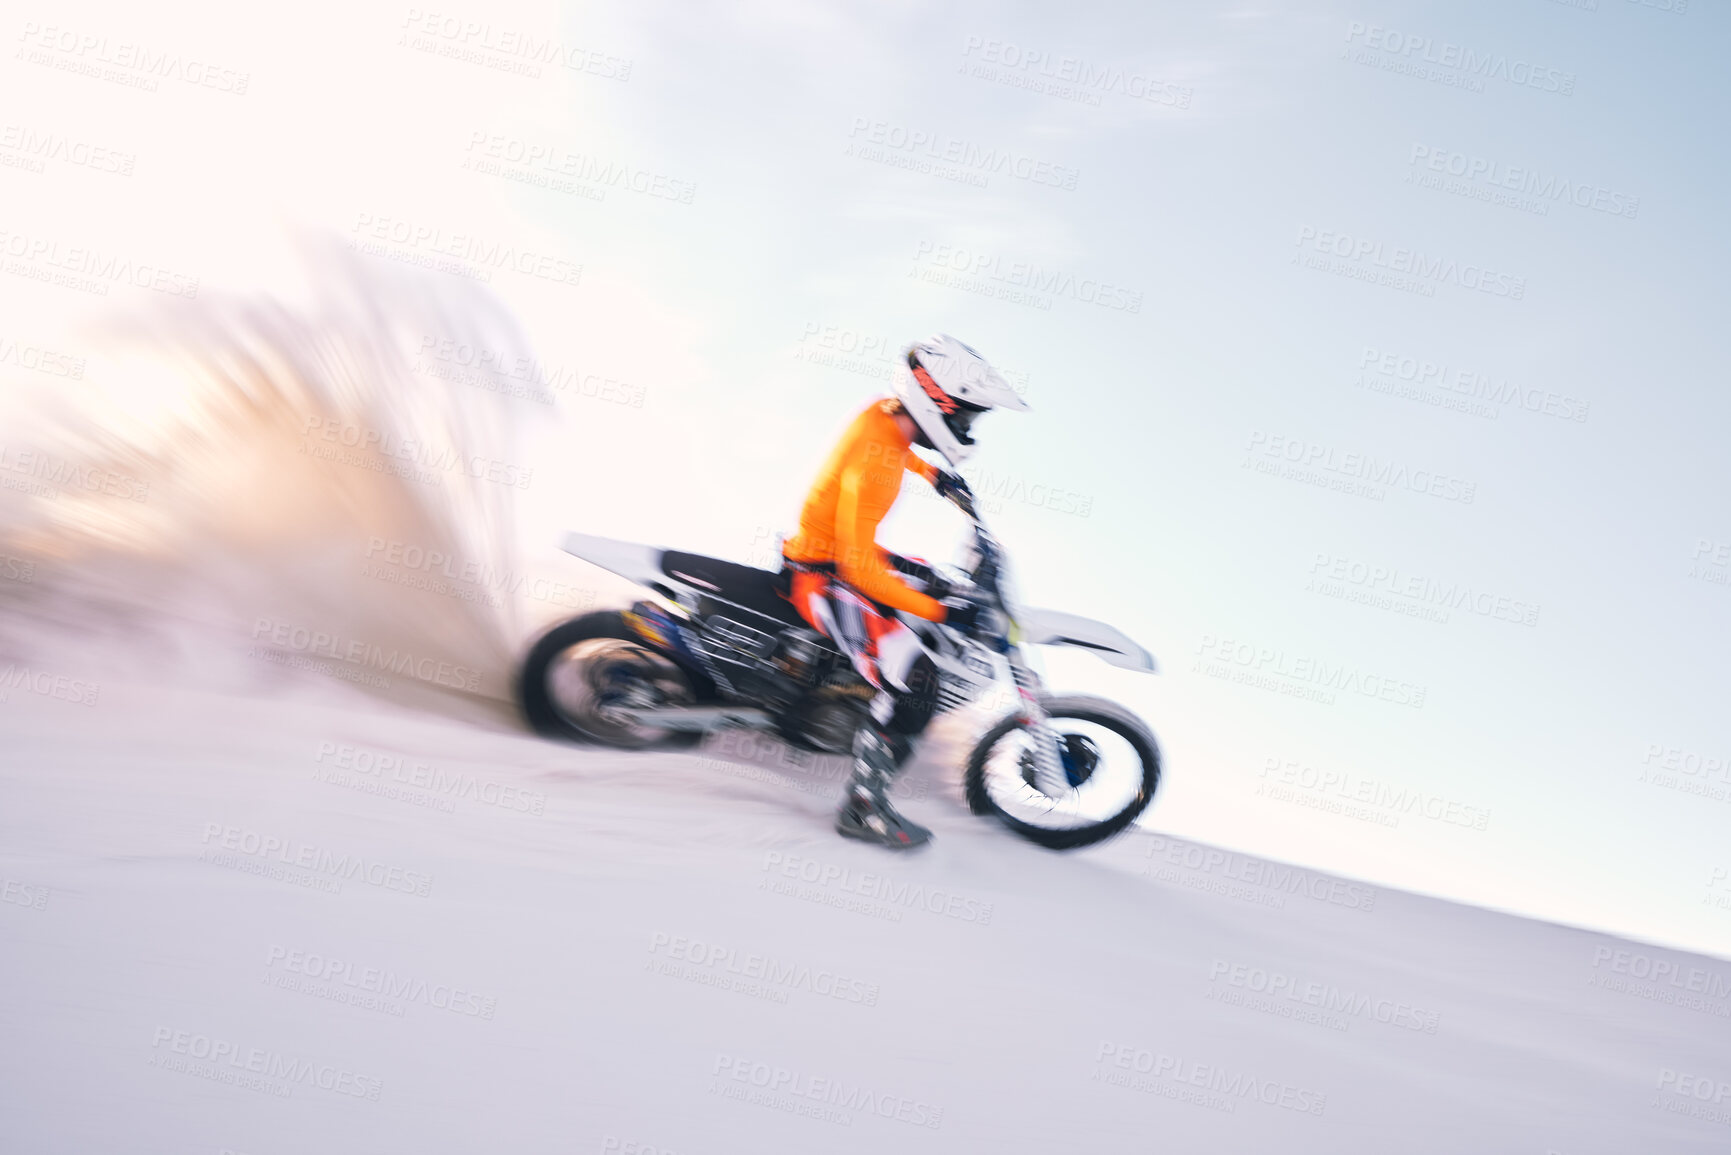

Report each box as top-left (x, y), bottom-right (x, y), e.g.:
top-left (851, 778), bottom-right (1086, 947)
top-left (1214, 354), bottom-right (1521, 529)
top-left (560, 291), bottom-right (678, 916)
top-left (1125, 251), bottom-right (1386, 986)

top-left (0, 241), bottom-right (548, 714)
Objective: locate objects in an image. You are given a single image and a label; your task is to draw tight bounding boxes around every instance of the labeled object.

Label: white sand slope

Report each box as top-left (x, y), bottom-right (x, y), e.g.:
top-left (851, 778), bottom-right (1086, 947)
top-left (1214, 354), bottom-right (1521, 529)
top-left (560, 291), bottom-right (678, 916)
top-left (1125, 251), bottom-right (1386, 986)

top-left (3, 648), bottom-right (1729, 1155)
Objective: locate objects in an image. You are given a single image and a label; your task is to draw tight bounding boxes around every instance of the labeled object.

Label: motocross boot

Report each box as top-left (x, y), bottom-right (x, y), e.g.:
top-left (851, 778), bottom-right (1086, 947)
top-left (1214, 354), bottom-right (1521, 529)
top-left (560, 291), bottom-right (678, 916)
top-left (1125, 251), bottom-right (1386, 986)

top-left (834, 725), bottom-right (932, 850)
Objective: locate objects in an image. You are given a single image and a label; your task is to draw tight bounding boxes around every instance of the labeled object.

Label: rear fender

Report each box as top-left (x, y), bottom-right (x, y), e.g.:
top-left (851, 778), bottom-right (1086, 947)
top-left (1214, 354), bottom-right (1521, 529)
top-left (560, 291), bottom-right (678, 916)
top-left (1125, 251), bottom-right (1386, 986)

top-left (562, 532), bottom-right (668, 592)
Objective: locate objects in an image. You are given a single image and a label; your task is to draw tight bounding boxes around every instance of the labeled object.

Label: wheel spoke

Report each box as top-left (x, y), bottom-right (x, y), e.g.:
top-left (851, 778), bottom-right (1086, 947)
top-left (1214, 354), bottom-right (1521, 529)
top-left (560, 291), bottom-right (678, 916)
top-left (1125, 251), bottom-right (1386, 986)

top-left (977, 712), bottom-right (1150, 833)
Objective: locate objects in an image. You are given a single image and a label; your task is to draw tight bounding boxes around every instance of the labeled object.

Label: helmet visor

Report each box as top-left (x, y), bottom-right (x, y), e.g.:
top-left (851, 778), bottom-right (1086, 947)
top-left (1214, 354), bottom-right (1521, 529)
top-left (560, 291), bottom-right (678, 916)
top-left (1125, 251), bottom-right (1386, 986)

top-left (910, 356), bottom-right (989, 448)
top-left (944, 400), bottom-right (987, 445)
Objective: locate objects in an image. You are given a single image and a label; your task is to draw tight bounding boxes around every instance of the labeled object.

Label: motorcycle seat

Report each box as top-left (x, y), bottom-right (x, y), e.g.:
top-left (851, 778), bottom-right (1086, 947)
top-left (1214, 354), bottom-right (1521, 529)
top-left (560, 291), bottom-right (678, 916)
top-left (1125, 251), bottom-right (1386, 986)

top-left (659, 550), bottom-right (809, 629)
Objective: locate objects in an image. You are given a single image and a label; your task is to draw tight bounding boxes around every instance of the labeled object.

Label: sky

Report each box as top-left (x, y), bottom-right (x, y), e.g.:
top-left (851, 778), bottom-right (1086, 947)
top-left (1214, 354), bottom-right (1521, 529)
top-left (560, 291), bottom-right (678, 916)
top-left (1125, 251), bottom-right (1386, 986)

top-left (2, 0), bottom-right (1728, 955)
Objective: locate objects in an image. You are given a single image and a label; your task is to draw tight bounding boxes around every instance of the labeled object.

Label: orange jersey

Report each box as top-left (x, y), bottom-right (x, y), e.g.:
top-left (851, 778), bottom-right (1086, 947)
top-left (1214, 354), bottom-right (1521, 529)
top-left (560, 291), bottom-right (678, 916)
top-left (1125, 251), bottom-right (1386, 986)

top-left (783, 399), bottom-right (945, 620)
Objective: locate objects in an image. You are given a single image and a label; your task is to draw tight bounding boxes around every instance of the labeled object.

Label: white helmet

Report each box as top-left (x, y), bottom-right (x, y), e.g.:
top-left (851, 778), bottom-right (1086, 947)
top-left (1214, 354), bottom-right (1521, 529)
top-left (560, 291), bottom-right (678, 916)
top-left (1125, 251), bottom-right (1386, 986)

top-left (893, 333), bottom-right (1029, 466)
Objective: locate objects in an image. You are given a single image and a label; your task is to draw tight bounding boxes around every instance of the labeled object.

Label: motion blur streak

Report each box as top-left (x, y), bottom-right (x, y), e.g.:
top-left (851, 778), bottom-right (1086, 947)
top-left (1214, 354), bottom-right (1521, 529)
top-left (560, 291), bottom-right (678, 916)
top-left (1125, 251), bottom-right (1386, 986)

top-left (0, 241), bottom-right (537, 709)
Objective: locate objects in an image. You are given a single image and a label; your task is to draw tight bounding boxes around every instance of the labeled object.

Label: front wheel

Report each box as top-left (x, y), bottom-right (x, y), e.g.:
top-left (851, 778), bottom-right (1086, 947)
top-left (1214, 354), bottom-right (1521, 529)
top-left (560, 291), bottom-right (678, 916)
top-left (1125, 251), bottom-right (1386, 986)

top-left (963, 694), bottom-right (1160, 850)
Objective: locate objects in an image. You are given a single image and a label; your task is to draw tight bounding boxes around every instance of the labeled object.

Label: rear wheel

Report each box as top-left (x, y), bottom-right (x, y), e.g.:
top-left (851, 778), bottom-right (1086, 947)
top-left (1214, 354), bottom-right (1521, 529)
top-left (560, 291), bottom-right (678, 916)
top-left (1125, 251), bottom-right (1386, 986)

top-left (518, 611), bottom-right (703, 749)
top-left (963, 694), bottom-right (1159, 850)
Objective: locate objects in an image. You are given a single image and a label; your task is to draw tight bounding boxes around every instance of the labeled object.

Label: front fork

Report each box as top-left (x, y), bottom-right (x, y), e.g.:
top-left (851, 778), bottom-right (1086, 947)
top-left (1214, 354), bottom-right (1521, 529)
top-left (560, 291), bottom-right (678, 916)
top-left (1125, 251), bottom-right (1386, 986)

top-left (1007, 648), bottom-right (1070, 798)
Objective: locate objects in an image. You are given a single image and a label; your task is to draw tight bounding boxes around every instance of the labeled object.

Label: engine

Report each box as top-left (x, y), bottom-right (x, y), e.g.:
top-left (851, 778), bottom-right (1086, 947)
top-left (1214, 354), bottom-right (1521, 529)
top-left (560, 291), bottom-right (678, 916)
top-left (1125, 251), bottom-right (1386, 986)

top-left (778, 690), bottom-right (868, 753)
top-left (686, 604), bottom-right (832, 701)
top-left (687, 608), bottom-right (870, 752)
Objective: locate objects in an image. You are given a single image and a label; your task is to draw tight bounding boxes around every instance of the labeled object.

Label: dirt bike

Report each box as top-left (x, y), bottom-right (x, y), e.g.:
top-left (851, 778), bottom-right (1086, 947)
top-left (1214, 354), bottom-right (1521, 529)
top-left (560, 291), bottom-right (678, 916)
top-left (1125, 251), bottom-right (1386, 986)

top-left (516, 487), bottom-right (1161, 849)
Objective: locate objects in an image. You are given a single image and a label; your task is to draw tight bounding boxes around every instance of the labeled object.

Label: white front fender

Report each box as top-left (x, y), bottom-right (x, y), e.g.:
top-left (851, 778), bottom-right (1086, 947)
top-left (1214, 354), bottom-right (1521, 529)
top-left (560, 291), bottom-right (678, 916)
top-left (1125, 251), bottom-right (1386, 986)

top-left (1017, 608), bottom-right (1156, 673)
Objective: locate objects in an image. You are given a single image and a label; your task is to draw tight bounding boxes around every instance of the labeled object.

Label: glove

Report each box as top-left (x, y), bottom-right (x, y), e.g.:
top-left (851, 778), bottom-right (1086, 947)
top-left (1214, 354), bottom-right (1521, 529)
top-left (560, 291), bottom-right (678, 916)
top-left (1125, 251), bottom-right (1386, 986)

top-left (941, 597), bottom-right (982, 634)
top-left (933, 470), bottom-right (973, 506)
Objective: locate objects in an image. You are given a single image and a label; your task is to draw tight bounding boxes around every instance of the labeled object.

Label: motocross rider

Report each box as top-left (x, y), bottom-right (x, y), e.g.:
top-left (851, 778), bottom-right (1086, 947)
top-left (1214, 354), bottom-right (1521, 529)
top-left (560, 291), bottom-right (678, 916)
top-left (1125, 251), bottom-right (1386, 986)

top-left (780, 334), bottom-right (1028, 849)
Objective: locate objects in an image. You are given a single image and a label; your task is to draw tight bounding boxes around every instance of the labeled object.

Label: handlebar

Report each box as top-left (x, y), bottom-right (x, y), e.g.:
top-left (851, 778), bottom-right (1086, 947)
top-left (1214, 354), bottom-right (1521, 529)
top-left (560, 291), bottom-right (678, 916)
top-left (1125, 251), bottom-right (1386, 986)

top-left (941, 487), bottom-right (1004, 614)
top-left (941, 483), bottom-right (986, 532)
